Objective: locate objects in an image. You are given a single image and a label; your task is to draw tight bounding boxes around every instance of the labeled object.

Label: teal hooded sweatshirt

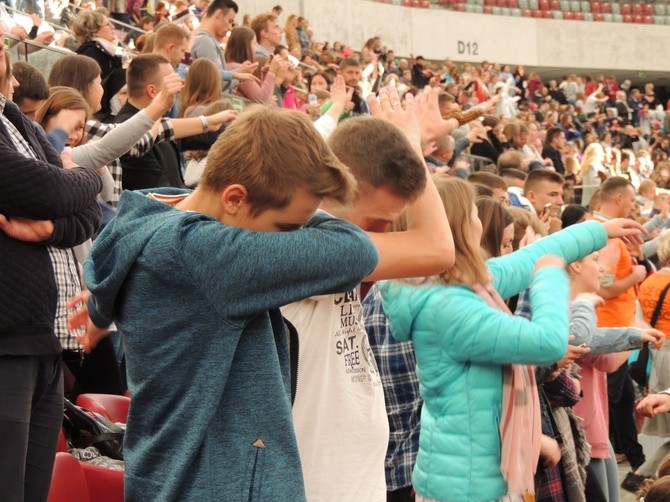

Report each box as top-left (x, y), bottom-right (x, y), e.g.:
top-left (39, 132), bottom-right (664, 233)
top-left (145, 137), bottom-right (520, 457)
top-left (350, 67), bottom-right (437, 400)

top-left (84, 189), bottom-right (379, 501)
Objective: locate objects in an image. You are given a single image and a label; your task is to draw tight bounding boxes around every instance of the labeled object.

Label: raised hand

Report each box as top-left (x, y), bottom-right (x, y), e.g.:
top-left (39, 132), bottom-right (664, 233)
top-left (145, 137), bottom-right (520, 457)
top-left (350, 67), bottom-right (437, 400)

top-left (146, 73), bottom-right (184, 120)
top-left (368, 85), bottom-right (421, 153)
top-left (602, 218), bottom-right (648, 247)
top-left (413, 87), bottom-right (459, 144)
top-left (206, 110), bottom-right (237, 131)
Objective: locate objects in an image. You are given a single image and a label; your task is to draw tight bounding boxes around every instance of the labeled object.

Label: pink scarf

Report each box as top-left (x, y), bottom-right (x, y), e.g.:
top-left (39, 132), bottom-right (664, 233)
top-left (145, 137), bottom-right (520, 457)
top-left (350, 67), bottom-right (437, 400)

top-left (472, 283), bottom-right (541, 500)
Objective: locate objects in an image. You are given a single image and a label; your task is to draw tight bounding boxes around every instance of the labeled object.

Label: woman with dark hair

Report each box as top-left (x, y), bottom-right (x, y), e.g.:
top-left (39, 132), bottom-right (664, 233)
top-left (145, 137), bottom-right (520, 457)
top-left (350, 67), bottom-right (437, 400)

top-left (225, 26), bottom-right (286, 104)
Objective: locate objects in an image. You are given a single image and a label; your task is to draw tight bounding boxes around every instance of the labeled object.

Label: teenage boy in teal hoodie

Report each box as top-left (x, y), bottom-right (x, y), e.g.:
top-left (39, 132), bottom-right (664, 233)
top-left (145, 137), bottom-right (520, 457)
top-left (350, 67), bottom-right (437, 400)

top-left (71, 107), bottom-right (379, 501)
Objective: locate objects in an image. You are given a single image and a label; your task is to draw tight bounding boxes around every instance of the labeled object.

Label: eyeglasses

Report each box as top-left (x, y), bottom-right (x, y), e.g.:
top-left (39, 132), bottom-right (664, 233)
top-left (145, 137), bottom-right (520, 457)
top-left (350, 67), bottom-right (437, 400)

top-left (100, 22), bottom-right (112, 28)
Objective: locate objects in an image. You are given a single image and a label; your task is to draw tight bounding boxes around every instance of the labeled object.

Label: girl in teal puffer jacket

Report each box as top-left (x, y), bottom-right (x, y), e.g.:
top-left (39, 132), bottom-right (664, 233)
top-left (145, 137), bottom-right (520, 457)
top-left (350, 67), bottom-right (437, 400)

top-left (379, 177), bottom-right (645, 502)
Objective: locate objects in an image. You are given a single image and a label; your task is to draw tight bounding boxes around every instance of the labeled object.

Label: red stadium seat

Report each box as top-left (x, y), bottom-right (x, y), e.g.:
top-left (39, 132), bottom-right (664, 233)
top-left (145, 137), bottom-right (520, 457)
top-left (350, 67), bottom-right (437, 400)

top-left (539, 0), bottom-right (549, 10)
top-left (48, 453), bottom-right (90, 502)
top-left (542, 9), bottom-right (552, 17)
top-left (573, 11), bottom-right (583, 19)
top-left (622, 13), bottom-right (633, 22)
top-left (484, 5), bottom-right (494, 13)
top-left (593, 12), bottom-right (603, 20)
top-left (76, 394), bottom-right (131, 424)
top-left (590, 1), bottom-right (600, 13)
top-left (643, 15), bottom-right (652, 23)
top-left (632, 3), bottom-right (642, 16)
top-left (600, 2), bottom-right (611, 13)
top-left (564, 10), bottom-right (575, 18)
top-left (522, 8), bottom-right (533, 15)
top-left (48, 453), bottom-right (124, 502)
top-left (643, 3), bottom-right (652, 16)
top-left (621, 3), bottom-right (631, 15)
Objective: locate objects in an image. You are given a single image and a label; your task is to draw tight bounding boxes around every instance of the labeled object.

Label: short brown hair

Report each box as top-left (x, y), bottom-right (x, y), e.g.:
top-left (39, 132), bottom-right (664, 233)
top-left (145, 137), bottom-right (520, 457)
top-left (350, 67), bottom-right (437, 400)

top-left (468, 172), bottom-right (507, 192)
top-left (12, 61), bottom-right (49, 106)
top-left (339, 58), bottom-right (360, 71)
top-left (599, 176), bottom-right (633, 203)
top-left (48, 54), bottom-right (101, 97)
top-left (250, 12), bottom-right (277, 43)
top-left (327, 116), bottom-right (426, 201)
top-left (126, 54), bottom-right (170, 99)
top-left (154, 23), bottom-right (188, 51)
top-left (523, 169), bottom-right (564, 196)
top-left (201, 106), bottom-right (356, 215)
top-left (497, 150), bottom-right (525, 172)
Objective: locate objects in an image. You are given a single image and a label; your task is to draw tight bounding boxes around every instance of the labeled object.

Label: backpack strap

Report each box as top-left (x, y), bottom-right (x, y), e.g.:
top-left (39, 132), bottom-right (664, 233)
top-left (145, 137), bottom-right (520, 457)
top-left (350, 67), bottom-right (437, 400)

top-left (650, 281), bottom-right (670, 327)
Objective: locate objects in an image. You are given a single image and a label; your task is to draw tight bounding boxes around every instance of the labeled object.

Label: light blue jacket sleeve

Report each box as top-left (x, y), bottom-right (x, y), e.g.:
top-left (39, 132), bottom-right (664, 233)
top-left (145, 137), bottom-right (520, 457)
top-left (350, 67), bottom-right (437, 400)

top-left (488, 220), bottom-right (607, 300)
top-left (433, 265), bottom-right (569, 366)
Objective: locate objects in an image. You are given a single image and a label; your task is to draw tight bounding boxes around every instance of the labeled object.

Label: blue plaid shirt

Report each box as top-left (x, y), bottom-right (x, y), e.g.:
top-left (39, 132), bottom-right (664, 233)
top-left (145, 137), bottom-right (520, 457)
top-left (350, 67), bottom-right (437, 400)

top-left (362, 284), bottom-right (421, 491)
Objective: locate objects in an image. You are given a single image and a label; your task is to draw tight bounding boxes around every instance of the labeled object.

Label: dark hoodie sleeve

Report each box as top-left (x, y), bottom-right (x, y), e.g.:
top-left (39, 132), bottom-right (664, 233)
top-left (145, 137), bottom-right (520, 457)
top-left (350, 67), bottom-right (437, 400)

top-left (181, 211), bottom-right (380, 318)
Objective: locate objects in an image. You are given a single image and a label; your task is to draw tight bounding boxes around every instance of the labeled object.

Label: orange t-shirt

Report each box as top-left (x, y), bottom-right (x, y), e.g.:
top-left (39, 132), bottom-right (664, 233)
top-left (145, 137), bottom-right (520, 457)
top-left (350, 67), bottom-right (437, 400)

top-left (595, 238), bottom-right (636, 328)
top-left (638, 271), bottom-right (670, 337)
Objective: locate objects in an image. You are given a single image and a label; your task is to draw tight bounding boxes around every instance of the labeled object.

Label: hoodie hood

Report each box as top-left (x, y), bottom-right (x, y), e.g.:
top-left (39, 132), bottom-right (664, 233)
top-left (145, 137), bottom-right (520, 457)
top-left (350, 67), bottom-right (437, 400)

top-left (378, 279), bottom-right (435, 342)
top-left (84, 188), bottom-right (200, 327)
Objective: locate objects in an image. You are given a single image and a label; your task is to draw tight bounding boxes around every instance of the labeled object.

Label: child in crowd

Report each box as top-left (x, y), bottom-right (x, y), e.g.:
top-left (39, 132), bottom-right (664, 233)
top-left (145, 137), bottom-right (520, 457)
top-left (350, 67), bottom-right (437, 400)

top-left (378, 174), bottom-right (644, 501)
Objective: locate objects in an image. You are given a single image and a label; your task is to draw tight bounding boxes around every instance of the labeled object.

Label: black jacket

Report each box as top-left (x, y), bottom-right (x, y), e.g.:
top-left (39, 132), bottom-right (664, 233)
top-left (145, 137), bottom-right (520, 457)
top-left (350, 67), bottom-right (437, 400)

top-left (116, 101), bottom-right (184, 190)
top-left (541, 144), bottom-right (565, 174)
top-left (0, 100), bottom-right (102, 355)
top-left (76, 40), bottom-right (123, 81)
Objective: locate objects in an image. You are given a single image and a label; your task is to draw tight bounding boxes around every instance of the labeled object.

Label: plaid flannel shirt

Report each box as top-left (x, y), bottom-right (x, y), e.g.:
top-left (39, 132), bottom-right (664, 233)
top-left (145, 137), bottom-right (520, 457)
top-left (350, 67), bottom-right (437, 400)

top-left (85, 117), bottom-right (174, 206)
top-left (362, 285), bottom-right (421, 492)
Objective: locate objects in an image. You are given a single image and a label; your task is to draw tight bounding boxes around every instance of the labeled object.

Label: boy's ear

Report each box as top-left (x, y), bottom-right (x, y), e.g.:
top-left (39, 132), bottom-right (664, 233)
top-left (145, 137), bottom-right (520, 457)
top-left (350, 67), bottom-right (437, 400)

top-left (220, 184), bottom-right (248, 215)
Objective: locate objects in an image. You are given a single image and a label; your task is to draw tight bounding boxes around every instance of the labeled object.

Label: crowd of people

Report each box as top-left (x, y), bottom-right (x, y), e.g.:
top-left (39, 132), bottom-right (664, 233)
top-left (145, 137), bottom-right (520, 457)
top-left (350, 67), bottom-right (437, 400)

top-left (5, 0), bottom-right (670, 501)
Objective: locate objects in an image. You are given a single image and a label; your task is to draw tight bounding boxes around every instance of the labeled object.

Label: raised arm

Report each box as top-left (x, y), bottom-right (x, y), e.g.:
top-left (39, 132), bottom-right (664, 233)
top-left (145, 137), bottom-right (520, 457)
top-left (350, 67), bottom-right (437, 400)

top-left (364, 86), bottom-right (454, 281)
top-left (434, 258), bottom-right (570, 366)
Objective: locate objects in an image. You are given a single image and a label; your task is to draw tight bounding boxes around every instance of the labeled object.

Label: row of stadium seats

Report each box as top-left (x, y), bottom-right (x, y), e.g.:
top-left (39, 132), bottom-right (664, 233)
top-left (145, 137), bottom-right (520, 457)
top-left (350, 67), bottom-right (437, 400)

top-left (376, 0), bottom-right (670, 23)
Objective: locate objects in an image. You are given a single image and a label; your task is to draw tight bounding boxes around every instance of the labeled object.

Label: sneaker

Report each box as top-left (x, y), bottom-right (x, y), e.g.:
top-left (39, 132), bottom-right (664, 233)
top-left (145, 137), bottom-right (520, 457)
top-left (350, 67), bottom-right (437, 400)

top-left (621, 471), bottom-right (649, 493)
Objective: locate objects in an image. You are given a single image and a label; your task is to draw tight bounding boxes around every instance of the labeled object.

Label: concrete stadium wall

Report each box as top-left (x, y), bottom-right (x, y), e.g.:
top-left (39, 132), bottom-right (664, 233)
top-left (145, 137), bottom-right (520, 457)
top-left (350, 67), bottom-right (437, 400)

top-left (235, 0), bottom-right (670, 73)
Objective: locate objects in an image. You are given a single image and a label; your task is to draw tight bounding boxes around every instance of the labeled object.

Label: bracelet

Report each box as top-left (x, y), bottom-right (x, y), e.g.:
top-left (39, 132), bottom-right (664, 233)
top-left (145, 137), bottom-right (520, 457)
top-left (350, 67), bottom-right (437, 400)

top-left (198, 115), bottom-right (208, 134)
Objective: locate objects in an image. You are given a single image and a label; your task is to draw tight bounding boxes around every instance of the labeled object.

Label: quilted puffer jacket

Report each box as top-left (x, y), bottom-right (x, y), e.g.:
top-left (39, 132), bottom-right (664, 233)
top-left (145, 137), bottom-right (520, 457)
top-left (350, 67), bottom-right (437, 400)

top-left (379, 221), bottom-right (607, 502)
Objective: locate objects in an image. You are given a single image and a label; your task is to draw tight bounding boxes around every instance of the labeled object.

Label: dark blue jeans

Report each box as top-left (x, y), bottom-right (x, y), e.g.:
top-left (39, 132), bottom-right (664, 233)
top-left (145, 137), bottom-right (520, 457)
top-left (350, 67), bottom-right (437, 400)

top-left (0, 354), bottom-right (63, 502)
top-left (608, 363), bottom-right (645, 470)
